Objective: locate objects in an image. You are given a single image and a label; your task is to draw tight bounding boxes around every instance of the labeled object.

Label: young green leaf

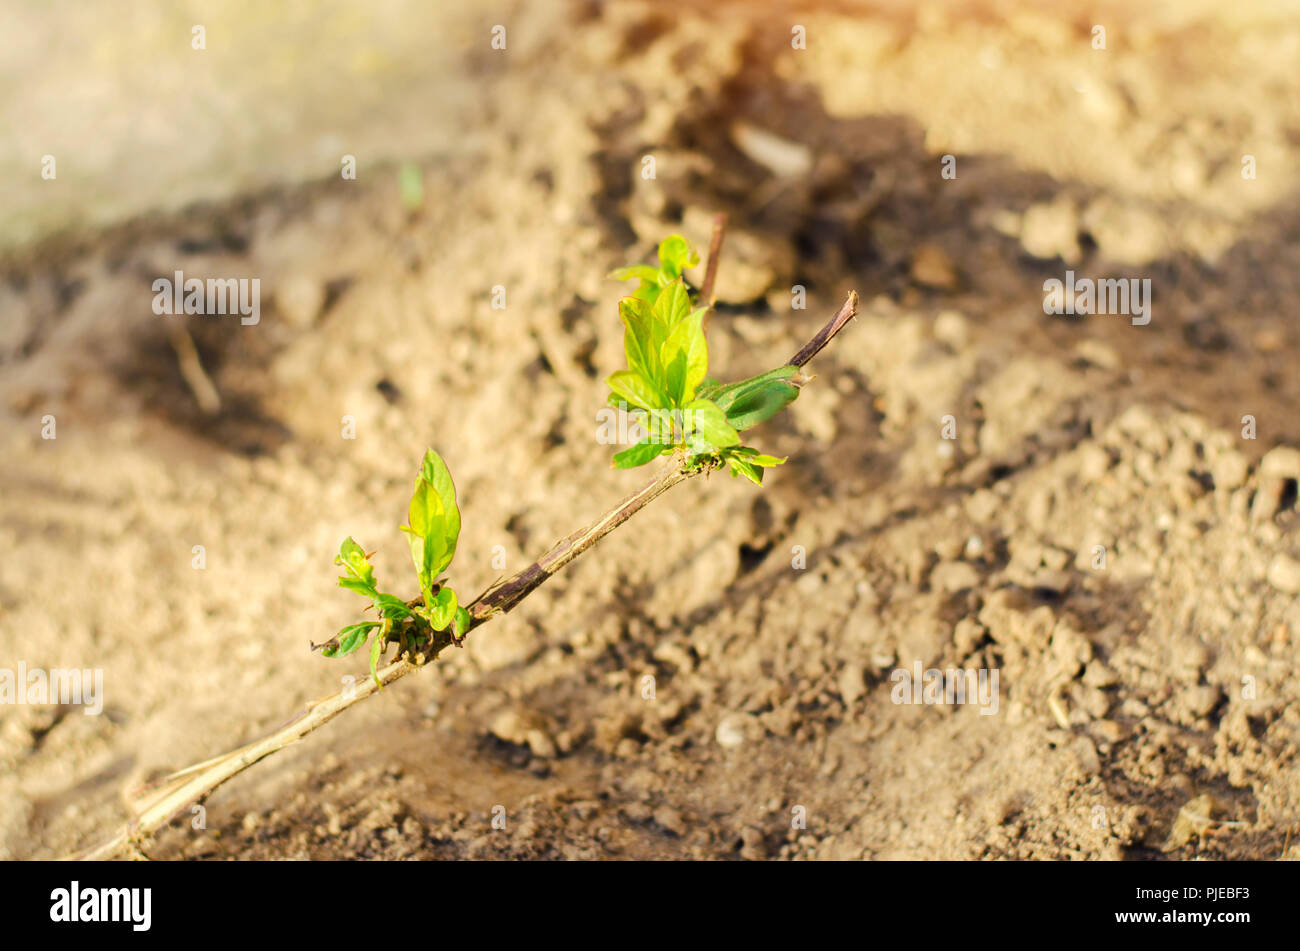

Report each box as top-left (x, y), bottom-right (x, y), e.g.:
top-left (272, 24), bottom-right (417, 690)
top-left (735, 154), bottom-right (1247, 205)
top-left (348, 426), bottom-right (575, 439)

top-left (662, 309), bottom-right (708, 405)
top-left (613, 439), bottom-right (666, 469)
top-left (607, 369), bottom-right (668, 413)
top-left (335, 537), bottom-right (378, 597)
top-left (337, 576), bottom-right (378, 598)
top-left (608, 265), bottom-right (661, 284)
top-left (733, 447), bottom-right (788, 468)
top-left (685, 398), bottom-right (740, 450)
top-left (374, 593), bottom-right (414, 620)
top-left (419, 449), bottom-right (461, 570)
top-left (406, 474), bottom-right (446, 547)
top-left (657, 234), bottom-right (700, 279)
top-left (651, 279), bottom-right (692, 332)
top-left (727, 455), bottom-right (764, 485)
top-left (403, 477), bottom-right (448, 600)
top-left (453, 606), bottom-right (472, 640)
top-left (332, 621), bottom-right (380, 658)
top-left (723, 379), bottom-right (800, 432)
top-left (369, 632), bottom-right (384, 686)
top-left (705, 365), bottom-right (799, 413)
top-left (424, 586), bottom-right (458, 631)
top-left (619, 297), bottom-right (661, 384)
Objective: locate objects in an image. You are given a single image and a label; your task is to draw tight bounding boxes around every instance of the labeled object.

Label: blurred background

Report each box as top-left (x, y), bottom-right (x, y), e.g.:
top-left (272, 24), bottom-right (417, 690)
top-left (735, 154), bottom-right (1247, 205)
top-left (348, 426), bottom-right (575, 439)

top-left (2, 0), bottom-right (1299, 859)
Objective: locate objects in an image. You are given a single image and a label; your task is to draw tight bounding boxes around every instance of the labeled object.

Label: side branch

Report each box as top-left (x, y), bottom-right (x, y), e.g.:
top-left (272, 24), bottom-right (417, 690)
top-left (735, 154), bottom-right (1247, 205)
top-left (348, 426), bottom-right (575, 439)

top-left (72, 290), bottom-right (858, 860)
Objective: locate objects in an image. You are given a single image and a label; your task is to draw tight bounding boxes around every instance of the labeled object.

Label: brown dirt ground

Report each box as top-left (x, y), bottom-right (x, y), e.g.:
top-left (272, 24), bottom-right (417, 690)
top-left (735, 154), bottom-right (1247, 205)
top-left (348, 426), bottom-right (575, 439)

top-left (3, 0), bottom-right (1300, 859)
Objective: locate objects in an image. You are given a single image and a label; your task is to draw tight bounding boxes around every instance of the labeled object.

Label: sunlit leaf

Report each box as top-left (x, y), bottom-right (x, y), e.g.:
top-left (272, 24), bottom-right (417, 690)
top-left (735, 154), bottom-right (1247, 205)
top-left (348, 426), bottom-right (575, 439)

top-left (657, 234), bottom-right (700, 279)
top-left (651, 279), bottom-right (692, 333)
top-left (419, 449), bottom-right (460, 573)
top-left (619, 297), bottom-right (661, 384)
top-left (724, 380), bottom-right (799, 432)
top-left (425, 586), bottom-right (458, 631)
top-left (369, 632), bottom-right (384, 686)
top-left (709, 366), bottom-right (798, 414)
top-left (607, 369), bottom-right (668, 413)
top-left (334, 621), bottom-right (380, 658)
top-left (613, 439), bottom-right (665, 469)
top-left (663, 309), bottom-right (708, 405)
top-left (685, 398), bottom-right (740, 450)
top-left (727, 456), bottom-right (764, 485)
top-left (608, 265), bottom-right (661, 284)
top-left (335, 537), bottom-right (378, 595)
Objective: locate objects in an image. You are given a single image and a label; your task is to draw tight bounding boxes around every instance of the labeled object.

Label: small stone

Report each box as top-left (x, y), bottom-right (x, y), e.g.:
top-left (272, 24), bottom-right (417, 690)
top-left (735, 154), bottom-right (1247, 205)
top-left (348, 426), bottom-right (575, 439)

top-left (965, 489), bottom-right (1001, 523)
top-left (1090, 720), bottom-right (1124, 745)
top-left (622, 802), bottom-right (652, 823)
top-left (1211, 450), bottom-right (1249, 492)
top-left (1173, 644), bottom-right (1211, 683)
top-left (1251, 477), bottom-right (1290, 523)
top-left (1259, 447), bottom-right (1300, 480)
top-left (1082, 661), bottom-right (1119, 688)
top-left (1040, 547), bottom-right (1071, 572)
top-left (1178, 685), bottom-right (1223, 721)
top-left (1076, 443), bottom-right (1112, 482)
top-left (838, 663), bottom-right (866, 706)
top-left (1075, 339), bottom-right (1119, 370)
top-left (489, 708), bottom-right (554, 755)
top-left (1070, 736), bottom-right (1101, 776)
top-left (933, 310), bottom-right (969, 350)
top-left (1267, 554), bottom-right (1300, 594)
top-left (910, 243), bottom-right (958, 290)
top-left (978, 589), bottom-right (1053, 649)
top-left (953, 617), bottom-right (985, 655)
top-left (930, 560), bottom-right (980, 593)
top-left (614, 738), bottom-right (641, 759)
top-left (274, 275), bottom-right (326, 329)
top-left (739, 826), bottom-right (768, 860)
top-left (653, 806), bottom-right (687, 836)
top-left (526, 729), bottom-right (558, 759)
top-left (1078, 686), bottom-right (1112, 719)
top-left (715, 713), bottom-right (755, 748)
top-left (1163, 794), bottom-right (1216, 852)
top-left (1020, 195), bottom-right (1080, 263)
top-left (1083, 197), bottom-right (1167, 266)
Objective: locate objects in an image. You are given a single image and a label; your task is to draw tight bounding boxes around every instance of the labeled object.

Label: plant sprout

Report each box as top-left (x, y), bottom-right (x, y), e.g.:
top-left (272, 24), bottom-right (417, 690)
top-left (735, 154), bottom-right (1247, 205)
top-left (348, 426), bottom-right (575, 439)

top-left (318, 449), bottom-right (470, 685)
top-left (74, 216), bottom-right (858, 860)
top-left (319, 233), bottom-right (807, 686)
top-left (606, 234), bottom-right (796, 483)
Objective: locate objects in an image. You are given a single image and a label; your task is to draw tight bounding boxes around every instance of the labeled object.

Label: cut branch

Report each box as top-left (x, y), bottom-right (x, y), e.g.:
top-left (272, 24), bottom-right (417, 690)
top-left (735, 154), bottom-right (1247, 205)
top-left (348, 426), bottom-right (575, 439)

top-left (72, 289), bottom-right (859, 860)
top-left (789, 290), bottom-right (858, 369)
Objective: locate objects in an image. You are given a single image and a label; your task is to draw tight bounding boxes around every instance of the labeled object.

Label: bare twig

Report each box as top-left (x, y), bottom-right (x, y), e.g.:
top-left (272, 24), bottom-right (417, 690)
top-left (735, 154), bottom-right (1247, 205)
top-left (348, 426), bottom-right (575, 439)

top-left (167, 323), bottom-right (221, 415)
top-left (789, 290), bottom-right (858, 369)
top-left (699, 213), bottom-right (727, 333)
top-left (700, 214), bottom-right (727, 304)
top-left (72, 290), bottom-right (859, 860)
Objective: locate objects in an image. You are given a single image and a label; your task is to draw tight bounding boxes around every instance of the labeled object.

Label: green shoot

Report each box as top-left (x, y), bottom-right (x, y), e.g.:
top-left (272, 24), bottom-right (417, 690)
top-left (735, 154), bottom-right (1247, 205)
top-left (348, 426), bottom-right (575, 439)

top-left (607, 234), bottom-right (796, 484)
top-left (323, 232), bottom-right (803, 684)
top-left (319, 448), bottom-right (469, 684)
